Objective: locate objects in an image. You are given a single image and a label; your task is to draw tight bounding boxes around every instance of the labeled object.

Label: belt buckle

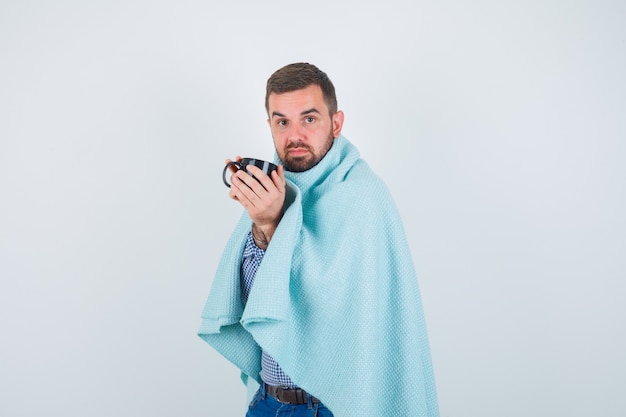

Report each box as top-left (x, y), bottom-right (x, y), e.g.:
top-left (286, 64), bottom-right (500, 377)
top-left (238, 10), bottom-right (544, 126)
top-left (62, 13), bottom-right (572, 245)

top-left (276, 388), bottom-right (288, 404)
top-left (267, 384), bottom-right (290, 404)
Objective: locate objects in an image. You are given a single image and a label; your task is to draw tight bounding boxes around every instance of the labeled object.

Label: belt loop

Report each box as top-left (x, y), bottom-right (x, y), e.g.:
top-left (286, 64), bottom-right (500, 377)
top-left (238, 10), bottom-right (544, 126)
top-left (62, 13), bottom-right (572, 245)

top-left (260, 383), bottom-right (266, 400)
top-left (306, 392), bottom-right (313, 409)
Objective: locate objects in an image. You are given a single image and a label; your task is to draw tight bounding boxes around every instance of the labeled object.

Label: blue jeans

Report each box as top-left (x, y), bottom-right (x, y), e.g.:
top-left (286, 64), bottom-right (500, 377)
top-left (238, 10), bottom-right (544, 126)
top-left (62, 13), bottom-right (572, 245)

top-left (246, 384), bottom-right (334, 417)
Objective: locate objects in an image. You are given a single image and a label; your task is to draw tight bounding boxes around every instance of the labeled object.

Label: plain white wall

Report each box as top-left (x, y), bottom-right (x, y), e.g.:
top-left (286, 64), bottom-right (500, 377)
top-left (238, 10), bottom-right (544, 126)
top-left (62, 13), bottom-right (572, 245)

top-left (1, 1), bottom-right (624, 416)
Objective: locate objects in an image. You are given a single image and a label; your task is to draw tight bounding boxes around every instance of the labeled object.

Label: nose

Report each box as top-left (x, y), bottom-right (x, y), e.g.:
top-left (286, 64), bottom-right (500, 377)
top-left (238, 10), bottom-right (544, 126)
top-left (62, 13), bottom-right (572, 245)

top-left (286, 122), bottom-right (305, 143)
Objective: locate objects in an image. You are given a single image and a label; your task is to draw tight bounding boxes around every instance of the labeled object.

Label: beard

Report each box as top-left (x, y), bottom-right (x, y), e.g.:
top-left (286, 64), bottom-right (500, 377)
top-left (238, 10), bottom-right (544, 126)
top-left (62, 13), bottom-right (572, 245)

top-left (280, 131), bottom-right (335, 172)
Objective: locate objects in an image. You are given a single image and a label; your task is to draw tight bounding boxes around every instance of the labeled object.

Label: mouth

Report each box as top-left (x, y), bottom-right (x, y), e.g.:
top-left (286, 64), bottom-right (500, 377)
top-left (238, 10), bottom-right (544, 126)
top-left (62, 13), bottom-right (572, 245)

top-left (287, 147), bottom-right (309, 157)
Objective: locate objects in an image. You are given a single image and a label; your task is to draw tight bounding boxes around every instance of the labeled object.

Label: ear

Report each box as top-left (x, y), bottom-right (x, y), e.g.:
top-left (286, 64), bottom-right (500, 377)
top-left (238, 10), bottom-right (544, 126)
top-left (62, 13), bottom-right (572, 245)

top-left (331, 110), bottom-right (344, 138)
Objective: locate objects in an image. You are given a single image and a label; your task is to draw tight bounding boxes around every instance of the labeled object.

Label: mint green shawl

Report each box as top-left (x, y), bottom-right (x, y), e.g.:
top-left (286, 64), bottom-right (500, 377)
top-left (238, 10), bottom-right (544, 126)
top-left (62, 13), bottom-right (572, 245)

top-left (198, 136), bottom-right (439, 416)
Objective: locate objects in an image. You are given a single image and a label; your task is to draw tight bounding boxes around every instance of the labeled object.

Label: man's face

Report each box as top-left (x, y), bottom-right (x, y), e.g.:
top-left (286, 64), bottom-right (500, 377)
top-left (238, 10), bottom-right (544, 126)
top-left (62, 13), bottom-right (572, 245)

top-left (267, 84), bottom-right (344, 172)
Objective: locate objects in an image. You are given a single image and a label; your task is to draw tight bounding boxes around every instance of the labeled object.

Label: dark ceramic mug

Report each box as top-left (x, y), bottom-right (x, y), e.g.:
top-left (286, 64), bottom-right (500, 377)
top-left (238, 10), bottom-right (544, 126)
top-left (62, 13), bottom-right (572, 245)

top-left (222, 157), bottom-right (278, 188)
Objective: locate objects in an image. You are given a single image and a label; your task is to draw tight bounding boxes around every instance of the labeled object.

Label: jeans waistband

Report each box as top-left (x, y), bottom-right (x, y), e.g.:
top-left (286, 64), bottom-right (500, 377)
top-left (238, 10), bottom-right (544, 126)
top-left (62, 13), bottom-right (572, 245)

top-left (262, 382), bottom-right (321, 405)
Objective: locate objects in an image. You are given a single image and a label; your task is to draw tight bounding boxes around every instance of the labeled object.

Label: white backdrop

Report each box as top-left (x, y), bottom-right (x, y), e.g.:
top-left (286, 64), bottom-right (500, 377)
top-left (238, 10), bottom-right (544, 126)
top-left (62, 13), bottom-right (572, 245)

top-left (1, 1), bottom-right (624, 416)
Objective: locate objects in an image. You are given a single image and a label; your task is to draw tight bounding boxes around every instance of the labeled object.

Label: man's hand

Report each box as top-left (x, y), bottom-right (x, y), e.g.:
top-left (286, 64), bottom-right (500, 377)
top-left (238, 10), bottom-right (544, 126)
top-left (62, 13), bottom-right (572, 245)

top-left (226, 157), bottom-right (286, 248)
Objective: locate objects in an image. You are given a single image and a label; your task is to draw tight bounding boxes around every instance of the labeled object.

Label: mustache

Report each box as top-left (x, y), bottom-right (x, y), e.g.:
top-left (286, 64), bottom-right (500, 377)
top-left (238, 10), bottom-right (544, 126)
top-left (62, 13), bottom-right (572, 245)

top-left (286, 142), bottom-right (311, 151)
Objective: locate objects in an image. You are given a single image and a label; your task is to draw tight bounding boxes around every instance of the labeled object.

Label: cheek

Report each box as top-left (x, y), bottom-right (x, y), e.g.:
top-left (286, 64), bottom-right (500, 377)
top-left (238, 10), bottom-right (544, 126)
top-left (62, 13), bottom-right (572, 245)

top-left (272, 134), bottom-right (287, 154)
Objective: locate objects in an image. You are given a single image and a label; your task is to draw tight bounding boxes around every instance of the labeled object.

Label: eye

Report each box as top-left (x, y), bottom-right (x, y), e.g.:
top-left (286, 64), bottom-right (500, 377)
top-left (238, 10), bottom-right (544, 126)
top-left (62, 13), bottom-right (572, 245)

top-left (277, 119), bottom-right (288, 127)
top-left (305, 116), bottom-right (315, 123)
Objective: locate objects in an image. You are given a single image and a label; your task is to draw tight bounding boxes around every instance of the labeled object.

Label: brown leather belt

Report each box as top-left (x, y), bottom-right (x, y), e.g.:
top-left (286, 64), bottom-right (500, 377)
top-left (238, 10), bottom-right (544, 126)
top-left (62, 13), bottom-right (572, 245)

top-left (264, 383), bottom-right (321, 405)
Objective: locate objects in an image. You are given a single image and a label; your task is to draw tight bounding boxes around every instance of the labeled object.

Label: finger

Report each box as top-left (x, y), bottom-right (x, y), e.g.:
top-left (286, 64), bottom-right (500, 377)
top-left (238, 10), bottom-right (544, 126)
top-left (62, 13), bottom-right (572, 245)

top-left (228, 170), bottom-right (248, 198)
top-left (262, 165), bottom-right (285, 194)
top-left (232, 170), bottom-right (263, 202)
top-left (244, 165), bottom-right (274, 192)
top-left (225, 155), bottom-right (243, 175)
top-left (229, 177), bottom-right (254, 205)
top-left (224, 155), bottom-right (242, 165)
top-left (228, 182), bottom-right (240, 201)
top-left (274, 165), bottom-right (286, 189)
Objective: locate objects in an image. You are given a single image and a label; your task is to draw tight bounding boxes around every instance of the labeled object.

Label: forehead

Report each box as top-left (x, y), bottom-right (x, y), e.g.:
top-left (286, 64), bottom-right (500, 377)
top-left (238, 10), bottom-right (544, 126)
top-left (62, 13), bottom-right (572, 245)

top-left (267, 84), bottom-right (328, 116)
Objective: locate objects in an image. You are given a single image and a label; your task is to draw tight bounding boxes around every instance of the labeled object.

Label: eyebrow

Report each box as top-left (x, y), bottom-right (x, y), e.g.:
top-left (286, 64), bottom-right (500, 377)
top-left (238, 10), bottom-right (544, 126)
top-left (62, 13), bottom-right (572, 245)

top-left (271, 108), bottom-right (321, 118)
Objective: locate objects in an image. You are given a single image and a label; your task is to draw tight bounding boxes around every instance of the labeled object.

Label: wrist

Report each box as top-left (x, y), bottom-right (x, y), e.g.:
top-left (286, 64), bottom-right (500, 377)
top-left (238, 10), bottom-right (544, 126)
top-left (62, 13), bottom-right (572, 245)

top-left (251, 224), bottom-right (272, 250)
top-left (251, 230), bottom-right (269, 249)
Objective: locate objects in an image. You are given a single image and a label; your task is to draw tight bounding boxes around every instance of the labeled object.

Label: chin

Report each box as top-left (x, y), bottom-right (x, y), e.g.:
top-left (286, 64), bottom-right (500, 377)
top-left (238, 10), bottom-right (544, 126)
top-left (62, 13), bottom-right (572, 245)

top-left (286, 156), bottom-right (324, 172)
top-left (283, 157), bottom-right (309, 172)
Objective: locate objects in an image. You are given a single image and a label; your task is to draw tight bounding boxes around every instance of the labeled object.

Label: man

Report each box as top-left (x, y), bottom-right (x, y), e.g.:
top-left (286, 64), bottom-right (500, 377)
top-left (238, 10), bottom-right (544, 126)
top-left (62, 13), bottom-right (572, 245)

top-left (199, 63), bottom-right (439, 417)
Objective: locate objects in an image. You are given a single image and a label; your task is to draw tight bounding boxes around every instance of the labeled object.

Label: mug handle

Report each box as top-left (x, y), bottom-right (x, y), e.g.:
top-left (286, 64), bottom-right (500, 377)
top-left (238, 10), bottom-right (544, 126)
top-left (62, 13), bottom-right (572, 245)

top-left (222, 161), bottom-right (242, 188)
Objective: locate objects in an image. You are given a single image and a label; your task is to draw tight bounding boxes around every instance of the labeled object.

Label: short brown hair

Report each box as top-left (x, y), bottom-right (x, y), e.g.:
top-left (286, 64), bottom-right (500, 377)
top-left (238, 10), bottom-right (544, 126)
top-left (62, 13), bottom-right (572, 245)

top-left (265, 63), bottom-right (338, 117)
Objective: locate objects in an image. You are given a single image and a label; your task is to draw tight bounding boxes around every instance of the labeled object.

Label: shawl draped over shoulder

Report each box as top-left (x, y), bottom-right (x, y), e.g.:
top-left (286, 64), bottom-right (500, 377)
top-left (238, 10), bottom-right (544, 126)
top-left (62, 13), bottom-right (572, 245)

top-left (198, 136), bottom-right (439, 417)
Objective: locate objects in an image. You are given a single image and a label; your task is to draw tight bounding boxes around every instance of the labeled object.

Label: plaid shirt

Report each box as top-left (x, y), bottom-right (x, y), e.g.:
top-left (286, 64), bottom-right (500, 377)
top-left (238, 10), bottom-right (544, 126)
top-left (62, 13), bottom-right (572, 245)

top-left (241, 232), bottom-right (297, 388)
